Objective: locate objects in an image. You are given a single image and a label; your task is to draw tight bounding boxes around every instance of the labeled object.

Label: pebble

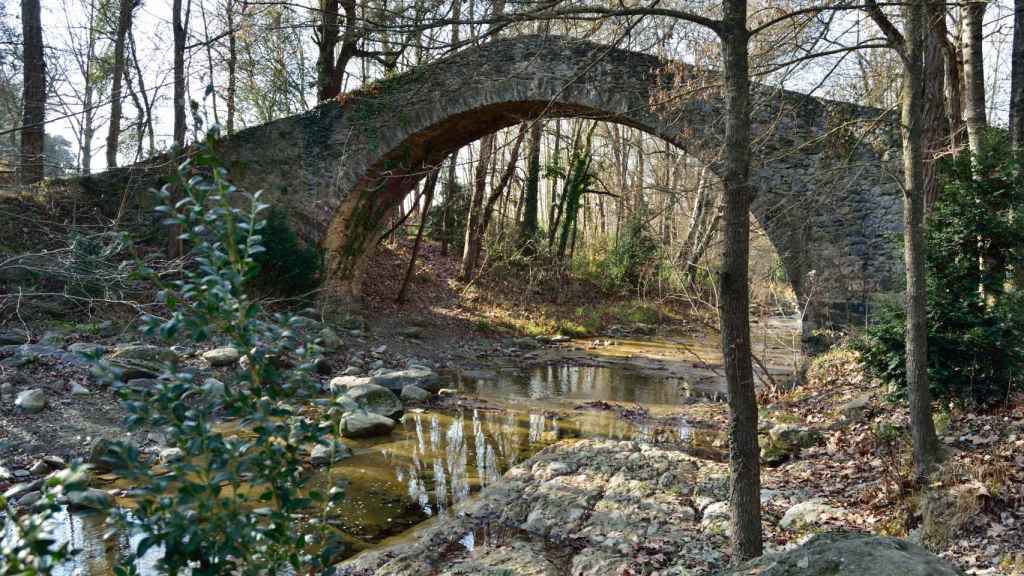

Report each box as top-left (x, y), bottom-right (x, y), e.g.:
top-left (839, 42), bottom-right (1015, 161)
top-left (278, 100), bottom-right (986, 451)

top-left (29, 461), bottom-right (48, 475)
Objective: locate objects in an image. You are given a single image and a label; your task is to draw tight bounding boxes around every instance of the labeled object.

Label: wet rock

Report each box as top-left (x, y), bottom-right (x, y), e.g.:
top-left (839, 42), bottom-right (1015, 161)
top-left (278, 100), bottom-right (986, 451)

top-left (203, 346), bottom-right (241, 367)
top-left (400, 385), bottom-right (431, 403)
top-left (0, 328), bottom-right (29, 345)
top-left (68, 488), bottom-right (115, 512)
top-left (339, 411), bottom-right (396, 438)
top-left (372, 368), bottom-right (441, 392)
top-left (779, 498), bottom-right (845, 531)
top-left (310, 441), bottom-right (353, 466)
top-left (700, 501), bottom-right (730, 535)
top-left (346, 383), bottom-right (403, 419)
top-left (329, 375), bottom-right (373, 394)
top-left (715, 533), bottom-right (961, 576)
top-left (15, 388), bottom-right (46, 413)
top-left (29, 461), bottom-right (48, 475)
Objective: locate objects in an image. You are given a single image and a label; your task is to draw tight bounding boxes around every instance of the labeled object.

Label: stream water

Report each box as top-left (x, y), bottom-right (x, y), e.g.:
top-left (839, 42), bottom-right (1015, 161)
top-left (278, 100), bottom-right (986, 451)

top-left (36, 319), bottom-right (800, 574)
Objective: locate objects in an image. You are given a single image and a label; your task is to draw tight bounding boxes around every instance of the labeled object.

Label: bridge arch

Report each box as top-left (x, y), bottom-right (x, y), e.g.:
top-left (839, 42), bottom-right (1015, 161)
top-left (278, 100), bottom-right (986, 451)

top-left (206, 35), bottom-right (903, 330)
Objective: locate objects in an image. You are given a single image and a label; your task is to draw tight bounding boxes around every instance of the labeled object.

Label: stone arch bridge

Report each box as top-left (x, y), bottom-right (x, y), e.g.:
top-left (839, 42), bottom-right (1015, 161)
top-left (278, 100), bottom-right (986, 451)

top-left (86, 35), bottom-right (904, 332)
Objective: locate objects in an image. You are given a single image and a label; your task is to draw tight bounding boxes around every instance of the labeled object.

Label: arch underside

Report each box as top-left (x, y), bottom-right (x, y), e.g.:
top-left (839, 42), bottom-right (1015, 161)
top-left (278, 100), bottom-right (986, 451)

top-left (212, 35), bottom-right (903, 329)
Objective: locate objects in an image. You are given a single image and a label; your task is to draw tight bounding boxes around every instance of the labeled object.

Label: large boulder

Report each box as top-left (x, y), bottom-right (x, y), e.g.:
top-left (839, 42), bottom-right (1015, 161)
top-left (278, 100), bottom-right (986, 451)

top-left (716, 533), bottom-right (962, 576)
top-left (779, 498), bottom-right (846, 531)
top-left (371, 368), bottom-right (441, 393)
top-left (339, 411), bottom-right (396, 438)
top-left (345, 383), bottom-right (403, 419)
top-left (400, 385), bottom-right (431, 403)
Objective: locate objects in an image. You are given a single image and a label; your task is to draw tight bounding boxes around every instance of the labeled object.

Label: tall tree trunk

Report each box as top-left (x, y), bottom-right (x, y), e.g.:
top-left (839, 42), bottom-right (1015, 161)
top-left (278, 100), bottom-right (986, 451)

top-left (19, 0), bottom-right (45, 184)
top-left (718, 0), bottom-right (762, 560)
top-left (903, 0), bottom-right (943, 482)
top-left (226, 0), bottom-right (238, 134)
top-left (962, 0), bottom-right (987, 155)
top-left (172, 0), bottom-right (188, 150)
top-left (1012, 0), bottom-right (1024, 150)
top-left (129, 30), bottom-right (155, 155)
top-left (460, 133), bottom-right (495, 280)
top-left (106, 0), bottom-right (136, 169)
top-left (922, 2), bottom-right (948, 209)
top-left (519, 120), bottom-right (542, 254)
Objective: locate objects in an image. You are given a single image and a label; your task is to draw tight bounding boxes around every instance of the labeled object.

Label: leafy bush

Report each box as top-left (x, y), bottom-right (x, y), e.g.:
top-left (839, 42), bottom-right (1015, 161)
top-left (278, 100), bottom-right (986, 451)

top-left (857, 132), bottom-right (1024, 405)
top-left (85, 130), bottom-right (342, 574)
top-left (248, 207), bottom-right (321, 297)
top-left (599, 215), bottom-right (659, 293)
top-left (1, 466), bottom-right (91, 575)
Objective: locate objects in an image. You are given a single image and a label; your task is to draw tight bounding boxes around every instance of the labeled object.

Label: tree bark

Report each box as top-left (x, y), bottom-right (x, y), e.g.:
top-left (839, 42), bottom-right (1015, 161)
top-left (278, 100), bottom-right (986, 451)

top-left (962, 0), bottom-right (987, 155)
top-left (718, 0), bottom-right (762, 560)
top-left (1011, 0), bottom-right (1024, 150)
top-left (19, 0), bottom-right (45, 184)
top-left (460, 132), bottom-right (495, 280)
top-left (315, 0), bottom-right (361, 101)
top-left (106, 0), bottom-right (136, 169)
top-left (519, 120), bottom-right (543, 254)
top-left (172, 0), bottom-right (188, 150)
top-left (226, 0), bottom-right (238, 134)
top-left (904, 0), bottom-right (944, 482)
top-left (922, 2), bottom-right (948, 209)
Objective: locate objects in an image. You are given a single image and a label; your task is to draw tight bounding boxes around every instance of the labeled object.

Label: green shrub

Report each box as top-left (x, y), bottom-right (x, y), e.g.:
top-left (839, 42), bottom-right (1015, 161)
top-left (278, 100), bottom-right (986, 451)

top-left (856, 131), bottom-right (1024, 406)
top-left (87, 130), bottom-right (341, 574)
top-left (248, 207), bottom-right (321, 297)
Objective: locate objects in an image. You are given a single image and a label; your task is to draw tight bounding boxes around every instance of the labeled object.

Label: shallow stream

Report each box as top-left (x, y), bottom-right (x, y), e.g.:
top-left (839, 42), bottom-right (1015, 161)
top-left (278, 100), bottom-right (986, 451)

top-left (42, 318), bottom-right (800, 574)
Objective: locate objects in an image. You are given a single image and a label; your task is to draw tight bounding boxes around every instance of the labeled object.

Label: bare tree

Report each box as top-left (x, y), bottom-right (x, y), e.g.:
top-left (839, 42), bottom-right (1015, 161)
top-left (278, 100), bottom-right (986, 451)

top-left (19, 0), bottom-right (45, 184)
top-left (866, 0), bottom-right (943, 481)
top-left (106, 0), bottom-right (138, 168)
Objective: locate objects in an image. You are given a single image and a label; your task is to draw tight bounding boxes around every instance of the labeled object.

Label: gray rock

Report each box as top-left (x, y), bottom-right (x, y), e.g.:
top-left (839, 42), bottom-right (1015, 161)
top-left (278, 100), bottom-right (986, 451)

top-left (334, 395), bottom-right (359, 413)
top-left (400, 385), bottom-right (431, 402)
top-left (715, 533), bottom-right (962, 576)
top-left (310, 441), bottom-right (353, 466)
top-left (329, 375), bottom-right (373, 394)
top-left (42, 455), bottom-right (66, 469)
top-left (0, 328), bottom-right (29, 345)
top-left (371, 368), bottom-right (441, 393)
top-left (15, 388), bottom-right (46, 413)
top-left (29, 461), bottom-right (48, 475)
top-left (67, 488), bottom-right (115, 512)
top-left (840, 392), bottom-right (873, 423)
top-left (87, 438), bottom-right (119, 472)
top-left (779, 498), bottom-right (845, 530)
top-left (68, 342), bottom-right (108, 355)
top-left (438, 388), bottom-right (458, 397)
top-left (14, 469), bottom-right (30, 478)
top-left (700, 501), bottom-right (730, 535)
top-left (317, 328), bottom-right (343, 351)
top-left (203, 347), bottom-right (241, 367)
top-left (108, 344), bottom-right (175, 378)
top-left (202, 377), bottom-right (226, 399)
top-left (159, 447), bottom-right (184, 465)
top-left (339, 411), bottom-right (396, 438)
top-left (769, 424), bottom-right (821, 450)
top-left (346, 383), bottom-right (403, 419)
top-left (398, 327), bottom-right (423, 339)
top-left (39, 331), bottom-right (65, 347)
top-left (340, 366), bottom-right (362, 376)
top-left (70, 382), bottom-right (92, 396)
top-left (16, 491), bottom-right (42, 510)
